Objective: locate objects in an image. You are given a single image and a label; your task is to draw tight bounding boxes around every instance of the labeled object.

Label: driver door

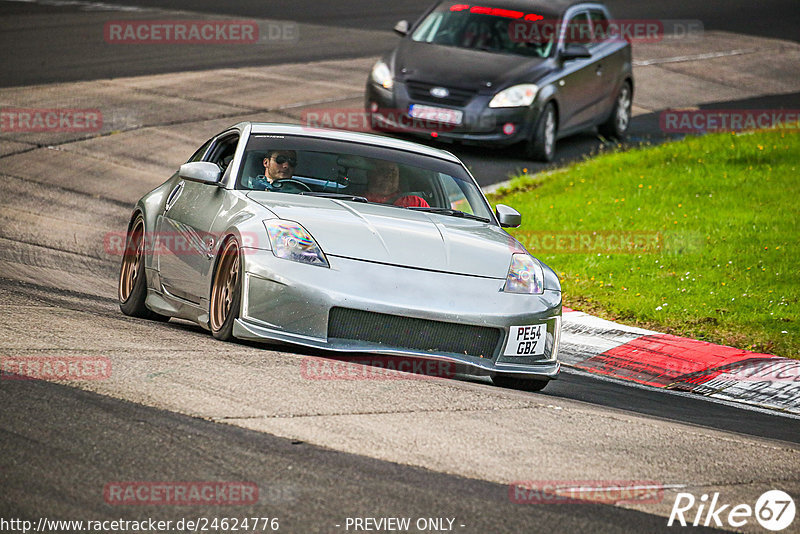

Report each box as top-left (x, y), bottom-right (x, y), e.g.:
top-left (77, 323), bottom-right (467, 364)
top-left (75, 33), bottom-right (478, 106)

top-left (554, 11), bottom-right (599, 130)
top-left (156, 132), bottom-right (239, 304)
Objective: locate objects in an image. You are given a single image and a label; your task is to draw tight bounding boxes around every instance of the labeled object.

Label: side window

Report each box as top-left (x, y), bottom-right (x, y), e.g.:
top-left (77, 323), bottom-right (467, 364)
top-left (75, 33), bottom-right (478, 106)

top-left (205, 134), bottom-right (240, 173)
top-left (587, 10), bottom-right (610, 48)
top-left (440, 174), bottom-right (474, 214)
top-left (562, 12), bottom-right (591, 49)
top-left (187, 137), bottom-right (214, 163)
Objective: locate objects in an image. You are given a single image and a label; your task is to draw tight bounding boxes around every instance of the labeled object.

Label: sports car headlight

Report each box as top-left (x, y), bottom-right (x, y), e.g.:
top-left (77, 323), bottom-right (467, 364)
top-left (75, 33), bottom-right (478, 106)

top-left (503, 253), bottom-right (544, 294)
top-left (371, 60), bottom-right (394, 90)
top-left (264, 220), bottom-right (329, 267)
top-left (489, 84), bottom-right (539, 108)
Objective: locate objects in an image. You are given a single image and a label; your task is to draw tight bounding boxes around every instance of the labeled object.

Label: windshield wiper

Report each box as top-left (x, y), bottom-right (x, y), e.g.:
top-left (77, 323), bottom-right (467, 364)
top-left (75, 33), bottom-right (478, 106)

top-left (407, 206), bottom-right (490, 222)
top-left (300, 192), bottom-right (368, 203)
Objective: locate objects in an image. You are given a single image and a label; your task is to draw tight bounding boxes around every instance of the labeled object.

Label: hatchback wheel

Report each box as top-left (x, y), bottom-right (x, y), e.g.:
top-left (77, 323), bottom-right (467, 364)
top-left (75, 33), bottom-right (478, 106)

top-left (599, 81), bottom-right (632, 139)
top-left (524, 103), bottom-right (557, 162)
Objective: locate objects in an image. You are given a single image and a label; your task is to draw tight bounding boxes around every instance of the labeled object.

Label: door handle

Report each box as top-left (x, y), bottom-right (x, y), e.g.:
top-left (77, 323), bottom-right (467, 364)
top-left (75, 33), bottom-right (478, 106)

top-left (596, 65), bottom-right (603, 76)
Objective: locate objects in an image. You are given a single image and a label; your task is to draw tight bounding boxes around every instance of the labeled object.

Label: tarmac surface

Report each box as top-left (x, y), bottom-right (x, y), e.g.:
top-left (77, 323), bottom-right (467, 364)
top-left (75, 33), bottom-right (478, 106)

top-left (1, 2), bottom-right (799, 532)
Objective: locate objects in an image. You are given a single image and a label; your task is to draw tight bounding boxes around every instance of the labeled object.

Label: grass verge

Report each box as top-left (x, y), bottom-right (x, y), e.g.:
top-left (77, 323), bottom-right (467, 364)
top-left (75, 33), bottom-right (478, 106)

top-left (487, 129), bottom-right (798, 358)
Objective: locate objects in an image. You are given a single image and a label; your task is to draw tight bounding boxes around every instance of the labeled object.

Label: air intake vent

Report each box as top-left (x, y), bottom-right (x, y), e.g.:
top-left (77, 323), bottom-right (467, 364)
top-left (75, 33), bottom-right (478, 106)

top-left (328, 307), bottom-right (501, 359)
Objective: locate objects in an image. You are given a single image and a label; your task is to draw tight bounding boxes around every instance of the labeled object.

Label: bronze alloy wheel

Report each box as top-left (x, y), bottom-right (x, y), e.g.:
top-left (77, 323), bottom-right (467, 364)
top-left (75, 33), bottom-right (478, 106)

top-left (118, 217), bottom-right (145, 303)
top-left (210, 238), bottom-right (240, 333)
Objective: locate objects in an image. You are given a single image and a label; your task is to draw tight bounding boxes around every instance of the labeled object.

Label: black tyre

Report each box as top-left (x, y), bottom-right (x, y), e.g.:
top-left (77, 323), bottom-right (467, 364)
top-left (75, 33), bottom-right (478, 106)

top-left (598, 80), bottom-right (632, 139)
top-left (209, 238), bottom-right (242, 341)
top-left (492, 375), bottom-right (549, 392)
top-left (118, 215), bottom-right (168, 321)
top-left (524, 102), bottom-right (557, 162)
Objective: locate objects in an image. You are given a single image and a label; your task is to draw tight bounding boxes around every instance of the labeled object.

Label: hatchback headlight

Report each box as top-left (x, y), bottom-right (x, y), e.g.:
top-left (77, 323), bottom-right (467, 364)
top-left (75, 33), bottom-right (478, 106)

top-left (503, 253), bottom-right (544, 294)
top-left (489, 84), bottom-right (539, 108)
top-left (371, 60), bottom-right (393, 90)
top-left (264, 220), bottom-right (329, 267)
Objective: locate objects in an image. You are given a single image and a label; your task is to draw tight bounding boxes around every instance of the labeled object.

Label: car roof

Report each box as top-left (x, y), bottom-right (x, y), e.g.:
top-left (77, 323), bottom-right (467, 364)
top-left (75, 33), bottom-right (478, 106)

top-left (242, 122), bottom-right (462, 163)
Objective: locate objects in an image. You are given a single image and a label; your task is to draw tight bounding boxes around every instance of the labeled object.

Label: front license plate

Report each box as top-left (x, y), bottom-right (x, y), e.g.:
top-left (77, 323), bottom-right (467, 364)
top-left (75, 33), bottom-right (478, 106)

top-left (408, 104), bottom-right (463, 125)
top-left (504, 324), bottom-right (546, 357)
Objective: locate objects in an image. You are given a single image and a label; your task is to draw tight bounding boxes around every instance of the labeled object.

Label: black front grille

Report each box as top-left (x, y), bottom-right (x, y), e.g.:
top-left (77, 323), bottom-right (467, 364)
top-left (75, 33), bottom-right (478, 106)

top-left (406, 81), bottom-right (477, 107)
top-left (328, 307), bottom-right (501, 359)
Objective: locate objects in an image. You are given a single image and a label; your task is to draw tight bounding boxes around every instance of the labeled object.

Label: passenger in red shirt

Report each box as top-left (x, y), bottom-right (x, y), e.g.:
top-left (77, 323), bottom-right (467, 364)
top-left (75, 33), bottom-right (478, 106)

top-left (364, 160), bottom-right (429, 208)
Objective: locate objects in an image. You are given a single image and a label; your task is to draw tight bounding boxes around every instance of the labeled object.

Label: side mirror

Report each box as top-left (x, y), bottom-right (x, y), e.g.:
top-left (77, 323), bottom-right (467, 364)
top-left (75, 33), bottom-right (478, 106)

top-left (496, 204), bottom-right (522, 228)
top-left (179, 161), bottom-right (221, 185)
top-left (393, 20), bottom-right (409, 36)
top-left (561, 43), bottom-right (591, 61)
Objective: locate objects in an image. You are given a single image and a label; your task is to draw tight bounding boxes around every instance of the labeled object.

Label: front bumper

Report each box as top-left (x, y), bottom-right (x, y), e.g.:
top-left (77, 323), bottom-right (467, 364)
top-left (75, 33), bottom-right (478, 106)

top-left (235, 248), bottom-right (562, 380)
top-left (365, 81), bottom-right (540, 147)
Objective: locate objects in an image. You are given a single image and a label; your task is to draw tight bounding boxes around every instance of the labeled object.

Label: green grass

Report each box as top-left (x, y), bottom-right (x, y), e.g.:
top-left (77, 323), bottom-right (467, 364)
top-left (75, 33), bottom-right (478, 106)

top-left (487, 129), bottom-right (799, 358)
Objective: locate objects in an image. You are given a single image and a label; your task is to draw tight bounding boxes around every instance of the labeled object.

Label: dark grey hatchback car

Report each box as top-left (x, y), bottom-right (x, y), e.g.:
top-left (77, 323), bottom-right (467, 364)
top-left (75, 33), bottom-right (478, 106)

top-left (365, 0), bottom-right (633, 161)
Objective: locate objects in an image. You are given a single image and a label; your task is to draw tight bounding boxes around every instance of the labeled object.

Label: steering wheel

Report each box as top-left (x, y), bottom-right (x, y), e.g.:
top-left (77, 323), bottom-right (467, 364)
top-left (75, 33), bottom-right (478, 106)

top-left (273, 179), bottom-right (312, 193)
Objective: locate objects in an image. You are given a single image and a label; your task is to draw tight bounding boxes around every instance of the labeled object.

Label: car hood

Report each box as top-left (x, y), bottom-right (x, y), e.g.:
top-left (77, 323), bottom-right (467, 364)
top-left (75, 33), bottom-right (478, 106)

top-left (393, 40), bottom-right (548, 90)
top-left (248, 193), bottom-right (522, 278)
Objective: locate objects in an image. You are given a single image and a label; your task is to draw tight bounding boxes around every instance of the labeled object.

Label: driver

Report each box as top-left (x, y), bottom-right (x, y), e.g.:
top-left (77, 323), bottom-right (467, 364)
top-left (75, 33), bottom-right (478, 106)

top-left (252, 150), bottom-right (300, 192)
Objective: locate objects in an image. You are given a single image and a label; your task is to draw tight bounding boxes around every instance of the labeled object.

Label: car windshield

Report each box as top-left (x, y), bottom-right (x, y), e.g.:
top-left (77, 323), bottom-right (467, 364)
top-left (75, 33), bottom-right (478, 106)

top-left (237, 134), bottom-right (494, 222)
top-left (411, 3), bottom-right (559, 58)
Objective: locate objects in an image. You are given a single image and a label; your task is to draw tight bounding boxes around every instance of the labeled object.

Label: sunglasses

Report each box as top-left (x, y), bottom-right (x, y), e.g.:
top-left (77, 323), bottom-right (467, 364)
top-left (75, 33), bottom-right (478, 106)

top-left (272, 155), bottom-right (297, 167)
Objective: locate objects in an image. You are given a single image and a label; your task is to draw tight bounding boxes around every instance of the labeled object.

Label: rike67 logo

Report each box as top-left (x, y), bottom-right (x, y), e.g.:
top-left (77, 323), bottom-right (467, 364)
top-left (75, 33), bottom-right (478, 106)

top-left (668, 490), bottom-right (795, 531)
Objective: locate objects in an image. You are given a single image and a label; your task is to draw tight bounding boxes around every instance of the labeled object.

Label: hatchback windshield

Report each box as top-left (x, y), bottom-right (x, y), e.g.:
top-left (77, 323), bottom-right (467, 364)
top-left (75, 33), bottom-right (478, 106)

top-left (237, 135), bottom-right (494, 221)
top-left (411, 3), bottom-right (559, 58)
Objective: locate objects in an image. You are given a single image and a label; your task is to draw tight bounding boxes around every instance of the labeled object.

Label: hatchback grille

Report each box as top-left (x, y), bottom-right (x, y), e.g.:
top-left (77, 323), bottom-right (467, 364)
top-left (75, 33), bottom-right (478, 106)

top-left (328, 307), bottom-right (501, 359)
top-left (406, 81), bottom-right (476, 107)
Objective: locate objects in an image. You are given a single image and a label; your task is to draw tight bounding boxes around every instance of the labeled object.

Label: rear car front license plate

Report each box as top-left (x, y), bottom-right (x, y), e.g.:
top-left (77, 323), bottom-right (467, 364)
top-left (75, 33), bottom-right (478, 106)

top-left (408, 104), bottom-right (463, 125)
top-left (504, 324), bottom-right (546, 357)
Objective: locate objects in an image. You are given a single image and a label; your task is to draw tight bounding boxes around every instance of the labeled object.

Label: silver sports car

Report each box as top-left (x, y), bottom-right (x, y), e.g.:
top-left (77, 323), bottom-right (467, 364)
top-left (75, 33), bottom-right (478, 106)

top-left (119, 122), bottom-right (562, 390)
